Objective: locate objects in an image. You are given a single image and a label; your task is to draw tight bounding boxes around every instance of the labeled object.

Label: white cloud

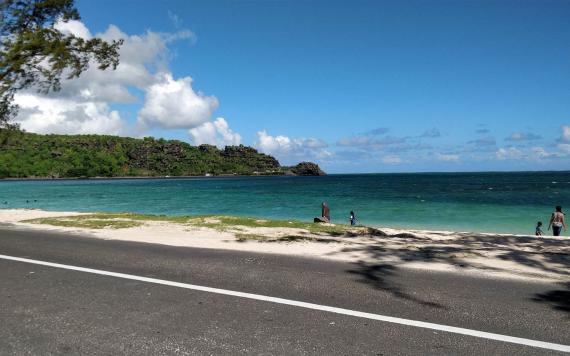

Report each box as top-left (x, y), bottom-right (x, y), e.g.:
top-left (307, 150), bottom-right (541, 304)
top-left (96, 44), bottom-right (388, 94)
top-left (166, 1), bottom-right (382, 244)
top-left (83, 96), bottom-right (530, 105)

top-left (420, 128), bottom-right (441, 138)
top-left (256, 131), bottom-right (297, 154)
top-left (365, 127), bottom-right (390, 135)
top-left (490, 144), bottom-right (567, 162)
top-left (188, 118), bottom-right (241, 147)
top-left (381, 155), bottom-right (402, 164)
top-left (557, 143), bottom-right (570, 154)
top-left (337, 135), bottom-right (407, 148)
top-left (168, 11), bottom-right (183, 29)
top-left (337, 136), bottom-right (373, 147)
top-left (53, 25), bottom-right (176, 99)
top-left (495, 147), bottom-right (522, 160)
top-left (137, 73), bottom-right (218, 129)
top-left (54, 19), bottom-right (92, 39)
top-left (14, 93), bottom-right (123, 135)
top-left (256, 130), bottom-right (327, 153)
top-left (14, 21), bottom-right (203, 136)
top-left (530, 147), bottom-right (559, 159)
top-left (561, 126), bottom-right (570, 142)
top-left (255, 130), bottom-right (329, 164)
top-left (505, 132), bottom-right (542, 141)
top-left (436, 153), bottom-right (459, 161)
top-left (162, 30), bottom-right (196, 44)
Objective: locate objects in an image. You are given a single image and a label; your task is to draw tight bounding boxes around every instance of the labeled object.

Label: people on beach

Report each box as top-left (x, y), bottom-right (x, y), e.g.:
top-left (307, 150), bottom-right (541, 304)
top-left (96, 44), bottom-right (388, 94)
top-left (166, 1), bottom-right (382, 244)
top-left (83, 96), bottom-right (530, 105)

top-left (321, 202), bottom-right (330, 223)
top-left (313, 202), bottom-right (331, 223)
top-left (535, 221), bottom-right (543, 236)
top-left (349, 211), bottom-right (357, 226)
top-left (548, 206), bottom-right (566, 236)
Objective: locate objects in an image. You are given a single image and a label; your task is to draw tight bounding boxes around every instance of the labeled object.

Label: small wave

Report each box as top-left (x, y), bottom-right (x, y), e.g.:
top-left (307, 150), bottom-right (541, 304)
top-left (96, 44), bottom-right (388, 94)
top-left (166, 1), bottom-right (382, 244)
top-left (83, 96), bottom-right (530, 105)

top-left (552, 181), bottom-right (558, 184)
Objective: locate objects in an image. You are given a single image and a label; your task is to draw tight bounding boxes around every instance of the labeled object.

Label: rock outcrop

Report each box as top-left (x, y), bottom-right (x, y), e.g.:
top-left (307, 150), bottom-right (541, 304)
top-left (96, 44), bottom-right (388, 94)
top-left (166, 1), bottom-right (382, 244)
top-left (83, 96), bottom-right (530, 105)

top-left (288, 162), bottom-right (326, 176)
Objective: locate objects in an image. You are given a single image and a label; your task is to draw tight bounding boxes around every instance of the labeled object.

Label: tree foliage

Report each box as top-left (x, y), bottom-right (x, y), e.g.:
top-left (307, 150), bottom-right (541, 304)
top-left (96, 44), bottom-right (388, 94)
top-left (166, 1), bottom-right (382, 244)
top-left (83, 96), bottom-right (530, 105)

top-left (0, 0), bottom-right (123, 127)
top-left (0, 130), bottom-right (288, 178)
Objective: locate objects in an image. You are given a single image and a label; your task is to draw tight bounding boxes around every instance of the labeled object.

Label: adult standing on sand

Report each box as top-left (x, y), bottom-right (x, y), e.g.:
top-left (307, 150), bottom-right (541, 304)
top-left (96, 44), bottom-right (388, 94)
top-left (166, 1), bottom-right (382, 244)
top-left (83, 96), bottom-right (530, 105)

top-left (548, 205), bottom-right (566, 236)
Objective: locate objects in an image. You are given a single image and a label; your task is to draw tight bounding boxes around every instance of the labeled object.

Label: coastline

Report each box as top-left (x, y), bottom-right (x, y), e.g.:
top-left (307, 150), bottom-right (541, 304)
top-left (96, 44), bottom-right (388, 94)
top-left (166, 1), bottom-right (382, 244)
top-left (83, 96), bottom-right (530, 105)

top-left (3, 170), bottom-right (569, 181)
top-left (0, 174), bottom-right (292, 181)
top-left (1, 208), bottom-right (568, 283)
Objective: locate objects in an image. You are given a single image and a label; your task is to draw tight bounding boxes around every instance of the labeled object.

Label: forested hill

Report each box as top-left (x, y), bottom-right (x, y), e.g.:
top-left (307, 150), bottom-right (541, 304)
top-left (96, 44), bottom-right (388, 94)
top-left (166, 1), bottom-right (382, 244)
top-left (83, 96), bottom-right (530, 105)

top-left (0, 130), bottom-right (325, 178)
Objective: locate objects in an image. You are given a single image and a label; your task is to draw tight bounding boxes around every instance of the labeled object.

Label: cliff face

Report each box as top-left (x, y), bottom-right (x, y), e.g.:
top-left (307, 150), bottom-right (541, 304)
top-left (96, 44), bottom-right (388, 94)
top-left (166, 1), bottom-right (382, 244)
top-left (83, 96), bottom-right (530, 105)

top-left (0, 130), bottom-right (325, 178)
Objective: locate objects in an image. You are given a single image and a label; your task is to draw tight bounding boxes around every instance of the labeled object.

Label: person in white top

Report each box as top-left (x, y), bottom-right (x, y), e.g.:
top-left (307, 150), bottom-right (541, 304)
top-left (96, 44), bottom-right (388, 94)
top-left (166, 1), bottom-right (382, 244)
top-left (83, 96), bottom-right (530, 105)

top-left (548, 205), bottom-right (566, 236)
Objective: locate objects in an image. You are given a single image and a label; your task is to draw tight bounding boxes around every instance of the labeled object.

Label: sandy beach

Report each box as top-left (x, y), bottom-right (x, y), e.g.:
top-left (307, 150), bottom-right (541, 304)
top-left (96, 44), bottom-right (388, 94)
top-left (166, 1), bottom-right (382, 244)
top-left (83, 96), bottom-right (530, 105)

top-left (1, 208), bottom-right (568, 283)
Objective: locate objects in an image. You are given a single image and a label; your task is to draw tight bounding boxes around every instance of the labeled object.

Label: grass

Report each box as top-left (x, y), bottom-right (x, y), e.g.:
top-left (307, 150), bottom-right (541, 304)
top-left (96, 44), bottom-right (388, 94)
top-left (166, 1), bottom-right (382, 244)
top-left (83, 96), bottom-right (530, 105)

top-left (185, 215), bottom-right (361, 236)
top-left (24, 216), bottom-right (142, 229)
top-left (23, 212), bottom-right (375, 238)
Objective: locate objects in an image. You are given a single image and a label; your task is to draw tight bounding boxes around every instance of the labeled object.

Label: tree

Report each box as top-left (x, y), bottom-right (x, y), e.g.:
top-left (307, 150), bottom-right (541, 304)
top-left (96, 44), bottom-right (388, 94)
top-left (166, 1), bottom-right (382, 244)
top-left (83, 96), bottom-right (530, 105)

top-left (0, 0), bottom-right (123, 128)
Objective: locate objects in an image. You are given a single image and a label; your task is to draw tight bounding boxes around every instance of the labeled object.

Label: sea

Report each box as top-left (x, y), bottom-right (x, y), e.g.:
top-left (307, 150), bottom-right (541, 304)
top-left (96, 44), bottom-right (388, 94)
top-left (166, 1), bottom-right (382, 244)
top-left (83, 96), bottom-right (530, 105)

top-left (1, 171), bottom-right (569, 235)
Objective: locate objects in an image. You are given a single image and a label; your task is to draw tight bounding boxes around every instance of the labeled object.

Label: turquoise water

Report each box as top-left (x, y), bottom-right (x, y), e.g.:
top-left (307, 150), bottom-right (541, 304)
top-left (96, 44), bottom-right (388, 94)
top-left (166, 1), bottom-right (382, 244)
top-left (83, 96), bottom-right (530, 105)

top-left (1, 172), bottom-right (569, 234)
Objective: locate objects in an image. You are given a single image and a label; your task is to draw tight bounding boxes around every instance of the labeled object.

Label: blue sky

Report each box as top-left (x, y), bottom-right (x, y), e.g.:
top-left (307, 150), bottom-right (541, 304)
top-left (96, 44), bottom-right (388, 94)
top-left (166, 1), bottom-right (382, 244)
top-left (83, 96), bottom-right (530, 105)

top-left (14, 0), bottom-right (570, 172)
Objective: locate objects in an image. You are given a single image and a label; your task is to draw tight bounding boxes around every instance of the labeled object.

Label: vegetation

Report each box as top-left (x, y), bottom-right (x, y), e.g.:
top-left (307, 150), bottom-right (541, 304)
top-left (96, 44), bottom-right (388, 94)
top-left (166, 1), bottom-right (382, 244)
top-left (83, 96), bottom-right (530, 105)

top-left (23, 212), bottom-right (369, 239)
top-left (1, 0), bottom-right (122, 127)
top-left (24, 216), bottom-right (142, 229)
top-left (185, 215), bottom-right (353, 235)
top-left (23, 212), bottom-right (188, 226)
top-left (0, 129), bottom-right (326, 178)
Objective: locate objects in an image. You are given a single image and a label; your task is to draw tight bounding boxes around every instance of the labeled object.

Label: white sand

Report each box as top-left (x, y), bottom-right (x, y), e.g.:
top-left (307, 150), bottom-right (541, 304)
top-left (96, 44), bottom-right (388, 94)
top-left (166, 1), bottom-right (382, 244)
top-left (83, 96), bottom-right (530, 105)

top-left (1, 209), bottom-right (568, 283)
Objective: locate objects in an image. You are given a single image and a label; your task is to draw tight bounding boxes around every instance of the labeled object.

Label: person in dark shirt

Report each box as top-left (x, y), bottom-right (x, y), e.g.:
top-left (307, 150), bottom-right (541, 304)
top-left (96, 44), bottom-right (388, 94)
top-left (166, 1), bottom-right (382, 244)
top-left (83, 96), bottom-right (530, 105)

top-left (349, 211), bottom-right (357, 226)
top-left (535, 221), bottom-right (543, 236)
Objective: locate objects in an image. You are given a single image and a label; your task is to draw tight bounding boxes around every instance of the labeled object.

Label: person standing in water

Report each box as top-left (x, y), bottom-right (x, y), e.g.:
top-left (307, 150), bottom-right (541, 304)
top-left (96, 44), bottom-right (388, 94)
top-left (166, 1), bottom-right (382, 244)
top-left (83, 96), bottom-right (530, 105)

top-left (349, 211), bottom-right (357, 226)
top-left (548, 205), bottom-right (566, 236)
top-left (321, 202), bottom-right (330, 223)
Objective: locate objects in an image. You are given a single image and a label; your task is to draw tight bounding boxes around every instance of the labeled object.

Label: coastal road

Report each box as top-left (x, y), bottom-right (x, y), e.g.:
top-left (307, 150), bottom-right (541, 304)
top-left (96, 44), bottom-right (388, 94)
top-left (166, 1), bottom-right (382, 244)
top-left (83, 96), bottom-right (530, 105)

top-left (0, 227), bottom-right (568, 355)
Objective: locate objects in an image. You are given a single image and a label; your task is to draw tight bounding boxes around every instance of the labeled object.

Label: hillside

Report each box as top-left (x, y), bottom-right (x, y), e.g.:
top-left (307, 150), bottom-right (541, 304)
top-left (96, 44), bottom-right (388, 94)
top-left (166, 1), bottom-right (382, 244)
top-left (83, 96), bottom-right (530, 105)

top-left (0, 130), bottom-right (325, 178)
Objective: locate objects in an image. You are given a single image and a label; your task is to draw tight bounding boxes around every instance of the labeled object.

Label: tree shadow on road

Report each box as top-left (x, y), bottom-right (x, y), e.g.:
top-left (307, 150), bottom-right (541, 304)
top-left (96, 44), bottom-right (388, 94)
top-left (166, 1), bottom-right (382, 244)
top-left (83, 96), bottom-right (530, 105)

top-left (532, 282), bottom-right (570, 315)
top-left (332, 229), bottom-right (570, 310)
top-left (347, 261), bottom-right (446, 309)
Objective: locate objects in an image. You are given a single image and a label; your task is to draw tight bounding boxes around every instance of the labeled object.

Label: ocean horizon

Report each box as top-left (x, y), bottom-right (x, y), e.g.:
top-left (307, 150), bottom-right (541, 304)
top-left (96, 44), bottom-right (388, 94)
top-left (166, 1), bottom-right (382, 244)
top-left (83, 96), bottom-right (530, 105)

top-left (1, 171), bottom-right (569, 235)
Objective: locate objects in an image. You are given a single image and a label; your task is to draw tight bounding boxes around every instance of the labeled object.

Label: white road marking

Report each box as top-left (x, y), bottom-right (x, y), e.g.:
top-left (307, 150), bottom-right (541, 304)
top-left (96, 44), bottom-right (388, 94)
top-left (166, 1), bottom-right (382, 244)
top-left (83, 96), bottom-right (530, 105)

top-left (1, 254), bottom-right (569, 353)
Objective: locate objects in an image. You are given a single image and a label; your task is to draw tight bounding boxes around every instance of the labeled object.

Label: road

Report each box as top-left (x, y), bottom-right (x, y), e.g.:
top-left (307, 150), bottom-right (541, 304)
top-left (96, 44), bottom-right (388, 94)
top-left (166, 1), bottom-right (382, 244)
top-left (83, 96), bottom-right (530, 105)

top-left (0, 227), bottom-right (569, 355)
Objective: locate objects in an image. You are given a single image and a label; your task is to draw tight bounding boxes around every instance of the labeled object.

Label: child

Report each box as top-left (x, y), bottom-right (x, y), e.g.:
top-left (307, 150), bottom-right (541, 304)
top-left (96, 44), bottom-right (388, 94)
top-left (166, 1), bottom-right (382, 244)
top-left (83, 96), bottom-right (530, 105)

top-left (535, 221), bottom-right (543, 237)
top-left (349, 211), bottom-right (357, 226)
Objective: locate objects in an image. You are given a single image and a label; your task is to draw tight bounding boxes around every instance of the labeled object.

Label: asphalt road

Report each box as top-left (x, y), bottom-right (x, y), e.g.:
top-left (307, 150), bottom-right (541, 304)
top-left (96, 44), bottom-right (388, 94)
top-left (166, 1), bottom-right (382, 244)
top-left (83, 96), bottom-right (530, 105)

top-left (0, 226), bottom-right (569, 355)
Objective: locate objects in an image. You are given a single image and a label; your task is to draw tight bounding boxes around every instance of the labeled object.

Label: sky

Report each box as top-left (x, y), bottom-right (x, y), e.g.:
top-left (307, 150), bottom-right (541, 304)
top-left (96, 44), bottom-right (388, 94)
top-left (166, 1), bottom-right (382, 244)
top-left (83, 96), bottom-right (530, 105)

top-left (13, 0), bottom-right (570, 173)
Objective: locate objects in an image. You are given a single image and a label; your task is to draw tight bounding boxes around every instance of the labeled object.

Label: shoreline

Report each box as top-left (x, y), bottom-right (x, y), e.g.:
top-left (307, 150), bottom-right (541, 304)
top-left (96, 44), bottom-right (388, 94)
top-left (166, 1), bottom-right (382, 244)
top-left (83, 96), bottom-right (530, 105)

top-left (2, 170), bottom-right (570, 181)
top-left (0, 174), bottom-right (294, 182)
top-left (1, 208), bottom-right (568, 283)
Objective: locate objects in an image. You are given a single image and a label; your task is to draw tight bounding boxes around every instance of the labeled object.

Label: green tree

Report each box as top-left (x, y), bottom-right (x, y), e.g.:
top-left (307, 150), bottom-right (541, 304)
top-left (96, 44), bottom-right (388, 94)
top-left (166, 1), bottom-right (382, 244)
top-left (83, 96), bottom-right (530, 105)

top-left (0, 0), bottom-right (123, 127)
